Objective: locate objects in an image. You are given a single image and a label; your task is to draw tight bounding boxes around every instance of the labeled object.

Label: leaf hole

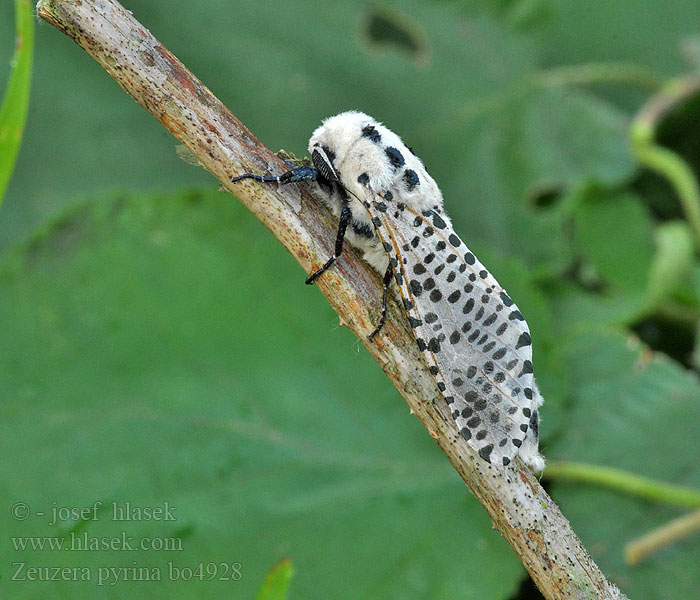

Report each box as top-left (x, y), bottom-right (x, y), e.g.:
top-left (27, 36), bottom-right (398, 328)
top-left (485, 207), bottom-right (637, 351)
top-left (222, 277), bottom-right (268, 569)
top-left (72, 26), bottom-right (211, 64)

top-left (360, 6), bottom-right (428, 62)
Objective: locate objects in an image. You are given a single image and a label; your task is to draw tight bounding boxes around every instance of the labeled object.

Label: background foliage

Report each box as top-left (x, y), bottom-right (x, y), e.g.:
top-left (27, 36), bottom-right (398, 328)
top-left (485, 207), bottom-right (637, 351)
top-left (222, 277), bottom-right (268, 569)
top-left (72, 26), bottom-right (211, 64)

top-left (1, 1), bottom-right (699, 598)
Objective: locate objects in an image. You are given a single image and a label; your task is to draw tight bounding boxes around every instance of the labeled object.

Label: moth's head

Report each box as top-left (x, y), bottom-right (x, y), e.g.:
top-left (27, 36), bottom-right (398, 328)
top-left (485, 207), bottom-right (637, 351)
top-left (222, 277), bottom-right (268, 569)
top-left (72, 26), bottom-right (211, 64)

top-left (308, 111), bottom-right (377, 182)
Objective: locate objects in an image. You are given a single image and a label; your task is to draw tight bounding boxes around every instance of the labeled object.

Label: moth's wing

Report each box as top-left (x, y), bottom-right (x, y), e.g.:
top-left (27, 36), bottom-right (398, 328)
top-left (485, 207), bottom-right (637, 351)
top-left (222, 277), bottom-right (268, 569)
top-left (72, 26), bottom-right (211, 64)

top-left (378, 205), bottom-right (542, 468)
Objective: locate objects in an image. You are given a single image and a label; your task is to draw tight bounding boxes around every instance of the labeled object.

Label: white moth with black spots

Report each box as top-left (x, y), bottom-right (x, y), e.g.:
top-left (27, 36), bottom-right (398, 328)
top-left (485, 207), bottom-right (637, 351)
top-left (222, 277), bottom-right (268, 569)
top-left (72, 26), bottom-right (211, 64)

top-left (232, 111), bottom-right (544, 471)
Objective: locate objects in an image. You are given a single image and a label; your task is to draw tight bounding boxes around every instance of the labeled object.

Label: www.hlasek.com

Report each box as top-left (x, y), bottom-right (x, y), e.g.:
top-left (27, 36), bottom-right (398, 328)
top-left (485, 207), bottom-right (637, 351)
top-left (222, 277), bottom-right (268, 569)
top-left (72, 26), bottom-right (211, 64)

top-left (11, 561), bottom-right (243, 586)
top-left (12, 531), bottom-right (182, 552)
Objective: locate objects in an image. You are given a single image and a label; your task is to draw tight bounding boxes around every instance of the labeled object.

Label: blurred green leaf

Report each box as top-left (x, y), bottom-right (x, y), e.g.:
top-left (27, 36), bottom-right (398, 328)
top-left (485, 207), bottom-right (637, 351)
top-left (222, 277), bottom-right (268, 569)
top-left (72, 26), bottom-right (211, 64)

top-left (558, 198), bottom-right (696, 333)
top-left (535, 0), bottom-right (696, 88)
top-left (646, 221), bottom-right (695, 310)
top-left (552, 189), bottom-right (657, 333)
top-left (0, 191), bottom-right (526, 599)
top-left (691, 266), bottom-right (700, 370)
top-left (0, 0), bottom-right (33, 206)
top-left (549, 330), bottom-right (700, 599)
top-left (572, 188), bottom-right (654, 295)
top-left (255, 558), bottom-right (294, 600)
top-left (551, 284), bottom-right (642, 336)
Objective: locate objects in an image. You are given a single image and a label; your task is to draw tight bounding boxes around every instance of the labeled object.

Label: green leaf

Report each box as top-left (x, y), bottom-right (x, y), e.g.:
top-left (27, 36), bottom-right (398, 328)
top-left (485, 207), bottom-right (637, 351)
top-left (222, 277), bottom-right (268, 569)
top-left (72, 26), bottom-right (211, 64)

top-left (572, 188), bottom-right (654, 295)
top-left (549, 330), bottom-right (700, 599)
top-left (556, 200), bottom-right (696, 333)
top-left (551, 188), bottom-right (658, 333)
top-left (550, 284), bottom-right (644, 336)
top-left (255, 558), bottom-right (294, 600)
top-left (534, 0), bottom-right (695, 87)
top-left (0, 0), bottom-right (34, 206)
top-left (0, 191), bottom-right (526, 599)
top-left (646, 221), bottom-right (695, 310)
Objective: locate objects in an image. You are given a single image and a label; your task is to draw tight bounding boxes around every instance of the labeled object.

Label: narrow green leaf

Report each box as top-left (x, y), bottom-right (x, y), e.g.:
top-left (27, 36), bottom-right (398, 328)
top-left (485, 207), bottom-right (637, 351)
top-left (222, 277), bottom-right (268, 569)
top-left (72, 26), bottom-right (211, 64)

top-left (255, 558), bottom-right (294, 600)
top-left (0, 0), bottom-right (34, 206)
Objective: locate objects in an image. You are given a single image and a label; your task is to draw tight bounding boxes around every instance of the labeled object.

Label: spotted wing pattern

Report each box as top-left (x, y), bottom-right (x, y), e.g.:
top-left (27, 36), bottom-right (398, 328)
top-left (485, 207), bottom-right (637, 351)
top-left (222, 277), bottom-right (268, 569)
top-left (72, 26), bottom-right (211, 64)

top-left (373, 201), bottom-right (542, 468)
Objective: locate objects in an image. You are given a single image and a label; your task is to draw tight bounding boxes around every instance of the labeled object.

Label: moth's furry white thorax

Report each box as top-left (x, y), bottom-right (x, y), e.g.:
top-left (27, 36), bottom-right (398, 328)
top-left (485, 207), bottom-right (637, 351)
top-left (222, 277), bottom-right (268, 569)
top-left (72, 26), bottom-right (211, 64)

top-left (309, 111), bottom-right (445, 217)
top-left (306, 111), bottom-right (449, 273)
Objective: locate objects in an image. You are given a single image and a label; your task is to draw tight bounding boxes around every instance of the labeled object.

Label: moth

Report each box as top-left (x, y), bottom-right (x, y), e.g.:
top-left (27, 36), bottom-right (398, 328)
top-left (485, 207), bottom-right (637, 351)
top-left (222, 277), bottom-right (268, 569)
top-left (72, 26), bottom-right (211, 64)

top-left (232, 111), bottom-right (544, 471)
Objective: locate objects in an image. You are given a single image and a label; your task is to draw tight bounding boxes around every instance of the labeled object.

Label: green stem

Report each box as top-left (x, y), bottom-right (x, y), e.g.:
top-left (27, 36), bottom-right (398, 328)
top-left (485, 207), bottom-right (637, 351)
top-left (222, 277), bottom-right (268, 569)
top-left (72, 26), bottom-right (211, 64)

top-left (534, 62), bottom-right (663, 90)
top-left (544, 461), bottom-right (700, 508)
top-left (457, 61), bottom-right (662, 125)
top-left (625, 509), bottom-right (700, 565)
top-left (633, 136), bottom-right (700, 249)
top-left (630, 78), bottom-right (700, 250)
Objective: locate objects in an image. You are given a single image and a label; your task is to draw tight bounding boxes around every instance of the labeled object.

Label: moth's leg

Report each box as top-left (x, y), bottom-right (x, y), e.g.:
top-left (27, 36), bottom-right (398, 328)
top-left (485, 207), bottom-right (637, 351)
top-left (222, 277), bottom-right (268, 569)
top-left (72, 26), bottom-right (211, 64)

top-left (368, 260), bottom-right (394, 340)
top-left (231, 165), bottom-right (318, 184)
top-left (305, 205), bottom-right (351, 284)
top-left (232, 164), bottom-right (350, 286)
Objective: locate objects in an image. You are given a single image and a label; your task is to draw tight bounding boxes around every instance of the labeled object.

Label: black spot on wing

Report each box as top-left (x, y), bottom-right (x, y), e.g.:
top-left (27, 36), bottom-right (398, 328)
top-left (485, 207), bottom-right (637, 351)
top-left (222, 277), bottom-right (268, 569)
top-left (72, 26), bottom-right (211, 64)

top-left (492, 348), bottom-right (507, 360)
top-left (447, 290), bottom-right (461, 303)
top-left (500, 292), bottom-right (513, 306)
top-left (463, 298), bottom-right (474, 314)
top-left (516, 332), bottom-right (532, 349)
top-left (518, 360), bottom-right (533, 376)
top-left (409, 279), bottom-right (423, 296)
top-left (429, 289), bottom-right (442, 302)
top-left (430, 212), bottom-right (447, 230)
top-left (478, 444), bottom-right (494, 462)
